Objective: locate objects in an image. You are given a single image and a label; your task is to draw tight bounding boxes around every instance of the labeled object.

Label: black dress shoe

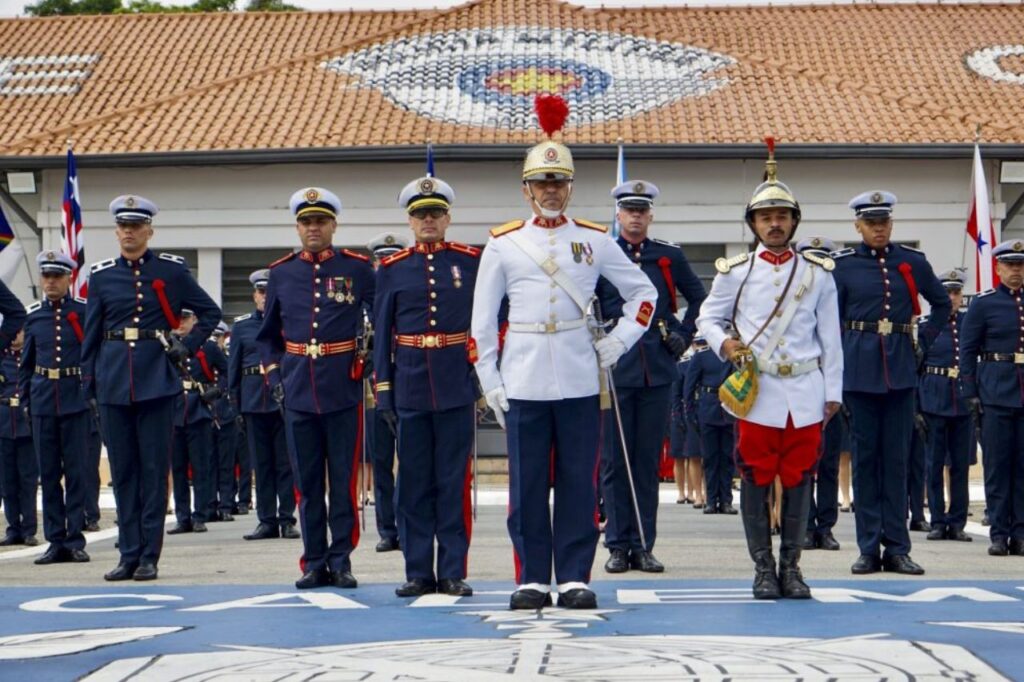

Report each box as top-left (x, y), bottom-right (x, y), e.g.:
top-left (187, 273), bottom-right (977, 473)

top-left (1009, 539), bottom-right (1024, 556)
top-left (604, 548), bottom-right (629, 573)
top-left (989, 539), bottom-right (1009, 556)
top-left (243, 524), bottom-right (279, 540)
top-left (193, 521), bottom-right (208, 533)
top-left (84, 521), bottom-right (101, 533)
top-left (295, 568), bottom-right (330, 589)
top-left (817, 532), bottom-right (840, 551)
top-left (166, 523), bottom-right (193, 535)
top-left (702, 505), bottom-right (718, 515)
top-left (851, 554), bottom-right (881, 575)
top-left (982, 512), bottom-right (991, 527)
top-left (23, 535), bottom-right (39, 546)
top-left (629, 550), bottom-right (664, 573)
top-left (34, 547), bottom-right (67, 565)
top-left (719, 504), bottom-right (738, 515)
top-left (510, 589), bottom-right (551, 610)
top-left (281, 524), bottom-right (301, 539)
top-left (947, 528), bottom-right (973, 542)
top-left (909, 520), bottom-right (931, 532)
top-left (438, 578), bottom-right (473, 597)
top-left (133, 562), bottom-right (158, 581)
top-left (557, 588), bottom-right (597, 609)
top-left (802, 531), bottom-right (818, 550)
top-left (104, 562), bottom-right (138, 581)
top-left (926, 524), bottom-right (948, 540)
top-left (883, 554), bottom-right (925, 575)
top-left (375, 537), bottom-right (400, 552)
top-left (396, 578), bottom-right (437, 597)
top-left (233, 507), bottom-right (249, 516)
top-left (219, 512), bottom-right (235, 522)
top-left (69, 548), bottom-right (90, 563)
top-left (0, 535), bottom-right (23, 546)
top-left (330, 570), bottom-right (358, 588)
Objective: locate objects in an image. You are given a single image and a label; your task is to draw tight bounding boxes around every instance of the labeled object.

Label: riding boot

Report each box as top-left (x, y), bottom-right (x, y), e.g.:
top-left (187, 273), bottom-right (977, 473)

top-left (779, 480), bottom-right (813, 599)
top-left (740, 479), bottom-right (780, 600)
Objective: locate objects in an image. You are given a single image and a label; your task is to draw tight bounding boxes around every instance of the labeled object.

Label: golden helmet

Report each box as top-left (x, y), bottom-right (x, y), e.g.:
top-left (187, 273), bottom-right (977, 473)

top-left (522, 141), bottom-right (575, 182)
top-left (744, 137), bottom-right (800, 225)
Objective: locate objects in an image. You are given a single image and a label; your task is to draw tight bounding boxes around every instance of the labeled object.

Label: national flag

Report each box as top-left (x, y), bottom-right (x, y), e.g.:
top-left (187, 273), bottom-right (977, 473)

top-left (426, 141), bottom-right (435, 178)
top-left (0, 201), bottom-right (25, 283)
top-left (61, 146), bottom-right (87, 298)
top-left (965, 143), bottom-right (999, 292)
top-left (611, 140), bottom-right (626, 239)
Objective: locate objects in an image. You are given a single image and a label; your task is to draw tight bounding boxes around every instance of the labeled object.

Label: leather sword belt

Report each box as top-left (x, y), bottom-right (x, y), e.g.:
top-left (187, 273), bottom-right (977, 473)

top-left (925, 366), bottom-right (960, 378)
top-left (395, 332), bottom-right (468, 349)
top-left (104, 328), bottom-right (163, 341)
top-left (0, 397), bottom-right (19, 407)
top-left (981, 352), bottom-right (1024, 364)
top-left (507, 318), bottom-right (586, 334)
top-left (285, 339), bottom-right (356, 359)
top-left (242, 365), bottom-right (263, 376)
top-left (761, 357), bottom-right (821, 378)
top-left (844, 320), bottom-right (912, 336)
top-left (35, 366), bottom-right (82, 379)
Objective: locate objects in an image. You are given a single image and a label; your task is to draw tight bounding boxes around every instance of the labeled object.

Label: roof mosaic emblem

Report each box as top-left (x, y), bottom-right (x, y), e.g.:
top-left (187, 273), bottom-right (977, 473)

top-left (321, 27), bottom-right (735, 130)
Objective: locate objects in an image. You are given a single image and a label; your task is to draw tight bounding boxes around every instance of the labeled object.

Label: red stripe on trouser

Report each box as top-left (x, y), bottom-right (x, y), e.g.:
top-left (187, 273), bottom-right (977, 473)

top-left (294, 482), bottom-right (305, 573)
top-left (736, 416), bottom-right (822, 488)
top-left (348, 401), bottom-right (363, 551)
top-left (462, 454), bottom-right (473, 577)
top-left (509, 500), bottom-right (522, 585)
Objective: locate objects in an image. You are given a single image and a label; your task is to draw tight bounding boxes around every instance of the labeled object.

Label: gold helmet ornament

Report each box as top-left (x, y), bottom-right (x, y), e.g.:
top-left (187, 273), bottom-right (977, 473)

top-left (522, 94), bottom-right (574, 219)
top-left (744, 136), bottom-right (801, 228)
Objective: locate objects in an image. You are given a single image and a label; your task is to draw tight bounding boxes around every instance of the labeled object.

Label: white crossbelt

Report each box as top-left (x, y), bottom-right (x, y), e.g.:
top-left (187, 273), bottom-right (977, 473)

top-left (506, 230), bottom-right (591, 316)
top-left (760, 357), bottom-right (821, 378)
top-left (507, 318), bottom-right (587, 334)
top-left (757, 260), bottom-right (817, 373)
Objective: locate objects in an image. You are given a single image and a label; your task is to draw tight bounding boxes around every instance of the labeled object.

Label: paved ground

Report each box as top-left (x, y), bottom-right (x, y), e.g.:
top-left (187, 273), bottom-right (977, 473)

top-left (2, 485), bottom-right (1023, 680)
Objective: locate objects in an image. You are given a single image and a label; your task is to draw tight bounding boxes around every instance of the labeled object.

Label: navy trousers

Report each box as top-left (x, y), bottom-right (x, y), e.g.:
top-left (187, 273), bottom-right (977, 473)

top-left (979, 406), bottom-right (1024, 543)
top-left (366, 408), bottom-right (398, 542)
top-left (33, 412), bottom-right (89, 552)
top-left (700, 423), bottom-right (735, 510)
top-left (213, 419), bottom-right (237, 513)
top-left (924, 413), bottom-right (972, 530)
top-left (84, 425), bottom-right (102, 524)
top-left (808, 415), bottom-right (841, 533)
top-left (246, 411), bottom-right (295, 528)
top-left (601, 384), bottom-right (670, 553)
top-left (395, 403), bottom-right (474, 582)
top-left (171, 420), bottom-right (215, 525)
top-left (234, 422), bottom-right (252, 508)
top-left (100, 397), bottom-right (176, 565)
top-left (506, 396), bottom-right (602, 587)
top-left (0, 436), bottom-right (37, 539)
top-left (907, 424), bottom-right (927, 524)
top-left (284, 406), bottom-right (359, 574)
top-left (845, 389), bottom-right (914, 558)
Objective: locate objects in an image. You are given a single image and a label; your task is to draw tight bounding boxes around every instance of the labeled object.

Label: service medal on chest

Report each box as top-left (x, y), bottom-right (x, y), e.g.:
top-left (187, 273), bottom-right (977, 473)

top-left (583, 242), bottom-right (594, 265)
top-left (571, 242), bottom-right (583, 263)
top-left (451, 265), bottom-right (463, 288)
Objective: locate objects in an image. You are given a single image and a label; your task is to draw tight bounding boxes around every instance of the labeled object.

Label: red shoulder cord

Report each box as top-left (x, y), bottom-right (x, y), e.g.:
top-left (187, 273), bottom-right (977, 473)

top-left (897, 263), bottom-right (921, 316)
top-left (152, 279), bottom-right (180, 329)
top-left (66, 311), bottom-right (85, 343)
top-left (657, 256), bottom-right (678, 313)
top-left (196, 349), bottom-right (216, 382)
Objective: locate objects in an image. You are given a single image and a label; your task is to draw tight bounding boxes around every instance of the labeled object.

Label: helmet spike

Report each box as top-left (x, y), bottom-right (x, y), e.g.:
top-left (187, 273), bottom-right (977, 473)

top-left (763, 136), bottom-right (778, 183)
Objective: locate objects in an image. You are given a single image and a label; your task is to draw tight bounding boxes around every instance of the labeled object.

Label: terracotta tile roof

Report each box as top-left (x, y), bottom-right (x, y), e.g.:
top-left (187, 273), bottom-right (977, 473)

top-left (1, 0), bottom-right (1022, 157)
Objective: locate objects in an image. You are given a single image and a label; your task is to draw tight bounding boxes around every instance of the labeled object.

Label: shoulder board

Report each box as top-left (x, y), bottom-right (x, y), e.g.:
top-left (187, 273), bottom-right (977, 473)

top-left (269, 252), bottom-right (296, 268)
top-left (25, 301), bottom-right (41, 314)
top-left (158, 252), bottom-right (186, 266)
top-left (974, 288), bottom-right (997, 299)
top-left (801, 251), bottom-right (835, 272)
top-left (90, 258), bottom-right (116, 274)
top-left (899, 244), bottom-right (926, 255)
top-left (714, 252), bottom-right (750, 274)
top-left (574, 218), bottom-right (608, 233)
top-left (233, 313), bottom-right (252, 323)
top-left (490, 220), bottom-right (525, 238)
top-left (651, 238), bottom-right (681, 249)
top-left (341, 249), bottom-right (370, 263)
top-left (448, 242), bottom-right (481, 258)
top-left (74, 296), bottom-right (87, 305)
top-left (830, 248), bottom-right (855, 259)
top-left (381, 248), bottom-right (413, 268)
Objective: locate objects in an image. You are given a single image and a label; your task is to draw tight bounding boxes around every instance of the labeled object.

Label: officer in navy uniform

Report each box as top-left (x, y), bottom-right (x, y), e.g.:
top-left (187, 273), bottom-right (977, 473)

top-left (167, 310), bottom-right (225, 534)
top-left (471, 123), bottom-right (657, 610)
top-left (230, 269), bottom-right (298, 541)
top-left (218, 323), bottom-right (252, 515)
top-left (366, 232), bottom-right (409, 553)
top-left (960, 239), bottom-right (1024, 556)
top-left (831, 191), bottom-right (950, 575)
top-left (918, 268), bottom-right (973, 542)
top-left (0, 277), bottom-right (25, 353)
top-left (374, 177), bottom-right (480, 598)
top-left (82, 195), bottom-right (220, 581)
top-left (596, 180), bottom-right (706, 574)
top-left (209, 322), bottom-right (241, 520)
top-left (682, 335), bottom-right (737, 516)
top-left (257, 187), bottom-right (375, 589)
top-left (796, 237), bottom-right (842, 552)
top-left (19, 251), bottom-right (91, 565)
top-left (0, 332), bottom-right (38, 547)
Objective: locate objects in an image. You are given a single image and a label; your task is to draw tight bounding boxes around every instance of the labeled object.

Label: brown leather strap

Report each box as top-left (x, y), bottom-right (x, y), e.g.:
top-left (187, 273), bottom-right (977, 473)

top-left (730, 250), bottom-right (799, 350)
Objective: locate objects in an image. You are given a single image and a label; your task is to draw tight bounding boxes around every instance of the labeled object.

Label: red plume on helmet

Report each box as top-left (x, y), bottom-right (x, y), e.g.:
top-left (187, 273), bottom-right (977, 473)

top-left (534, 94), bottom-right (570, 138)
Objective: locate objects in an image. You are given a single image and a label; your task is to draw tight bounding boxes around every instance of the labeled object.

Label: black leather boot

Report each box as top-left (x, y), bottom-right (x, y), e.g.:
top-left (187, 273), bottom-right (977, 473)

top-left (779, 481), bottom-right (813, 599)
top-left (740, 479), bottom-right (780, 600)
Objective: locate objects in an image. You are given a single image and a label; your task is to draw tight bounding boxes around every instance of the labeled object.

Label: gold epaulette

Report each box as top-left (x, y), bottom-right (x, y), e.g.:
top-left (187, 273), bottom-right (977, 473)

top-left (341, 248), bottom-right (370, 263)
top-left (448, 242), bottom-right (481, 257)
top-left (714, 252), bottom-right (751, 274)
top-left (574, 218), bottom-right (608, 233)
top-left (490, 220), bottom-right (525, 238)
top-left (269, 252), bottom-right (296, 268)
top-left (801, 250), bottom-right (836, 272)
top-left (381, 248), bottom-right (412, 267)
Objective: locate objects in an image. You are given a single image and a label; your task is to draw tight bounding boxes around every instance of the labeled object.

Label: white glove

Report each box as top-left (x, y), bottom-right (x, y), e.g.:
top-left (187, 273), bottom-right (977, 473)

top-left (594, 335), bottom-right (627, 369)
top-left (485, 386), bottom-right (510, 429)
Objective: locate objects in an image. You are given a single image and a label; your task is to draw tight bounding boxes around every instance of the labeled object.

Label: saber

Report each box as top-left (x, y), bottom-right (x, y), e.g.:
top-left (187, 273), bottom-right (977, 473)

top-left (361, 378), bottom-right (374, 533)
top-left (472, 401), bottom-right (481, 521)
top-left (587, 297), bottom-right (648, 552)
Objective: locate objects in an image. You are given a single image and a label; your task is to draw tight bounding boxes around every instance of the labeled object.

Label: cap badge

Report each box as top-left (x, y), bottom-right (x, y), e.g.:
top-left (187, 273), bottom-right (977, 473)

top-left (1014, 241), bottom-right (1024, 252)
top-left (126, 196), bottom-right (136, 208)
top-left (46, 250), bottom-right (55, 260)
top-left (384, 235), bottom-right (395, 245)
top-left (305, 188), bottom-right (320, 203)
top-left (544, 147), bottom-right (558, 162)
top-left (871, 192), bottom-right (883, 204)
top-left (418, 178), bottom-right (435, 194)
top-left (633, 182), bottom-right (645, 193)
top-left (811, 238), bottom-right (821, 247)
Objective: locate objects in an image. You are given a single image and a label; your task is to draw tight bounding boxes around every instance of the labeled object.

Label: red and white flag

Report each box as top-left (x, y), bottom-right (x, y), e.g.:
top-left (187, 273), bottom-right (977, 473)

top-left (61, 147), bottom-right (87, 298)
top-left (965, 143), bottom-right (999, 293)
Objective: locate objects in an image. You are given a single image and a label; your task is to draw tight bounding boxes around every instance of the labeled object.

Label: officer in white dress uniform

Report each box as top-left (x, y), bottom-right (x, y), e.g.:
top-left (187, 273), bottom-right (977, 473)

top-left (697, 139), bottom-right (843, 600)
top-left (471, 96), bottom-right (657, 610)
